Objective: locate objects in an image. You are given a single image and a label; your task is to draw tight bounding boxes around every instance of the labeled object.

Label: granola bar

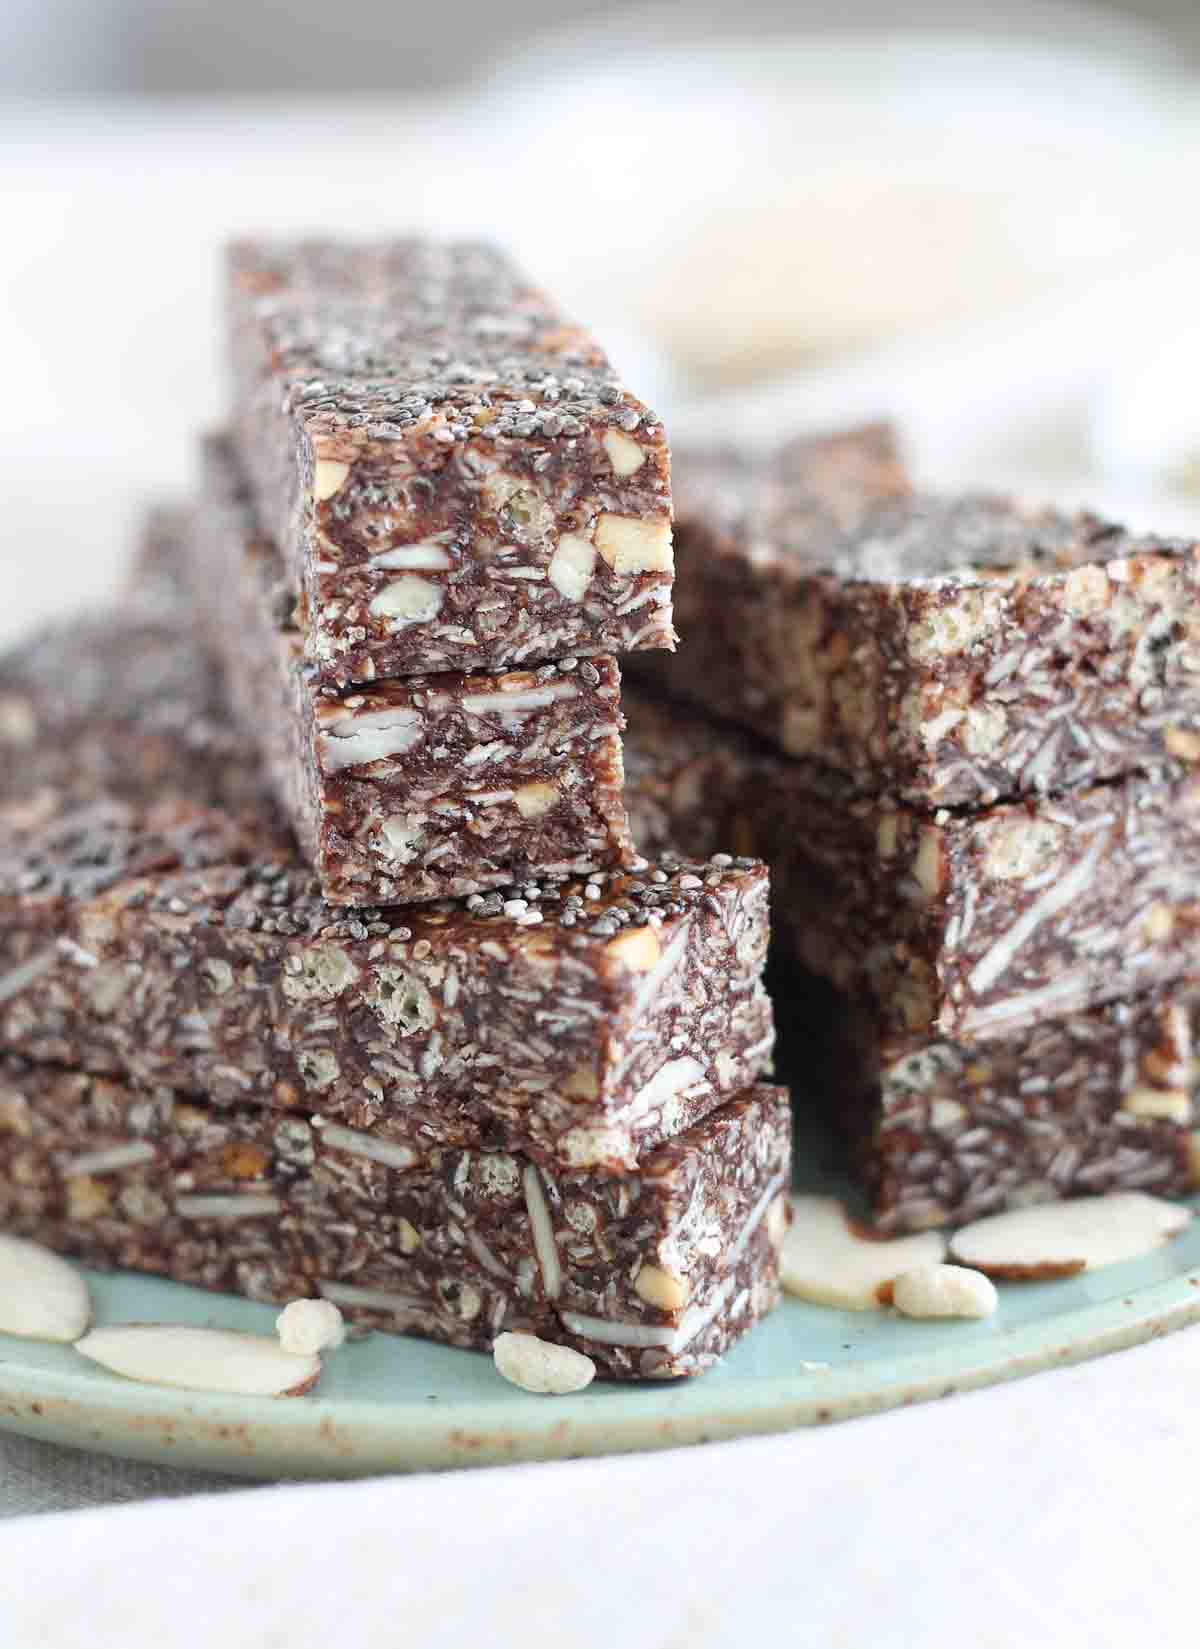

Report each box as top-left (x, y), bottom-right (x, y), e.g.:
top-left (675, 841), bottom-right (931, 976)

top-left (227, 238), bottom-right (675, 685)
top-left (0, 785), bottom-right (773, 1171)
top-left (0, 514), bottom-right (282, 837)
top-left (624, 689), bottom-right (1200, 1040)
top-left (647, 425), bottom-right (1200, 805)
top-left (0, 1062), bottom-right (791, 1380)
top-left (189, 434), bottom-right (633, 906)
top-left (779, 971), bottom-right (1196, 1233)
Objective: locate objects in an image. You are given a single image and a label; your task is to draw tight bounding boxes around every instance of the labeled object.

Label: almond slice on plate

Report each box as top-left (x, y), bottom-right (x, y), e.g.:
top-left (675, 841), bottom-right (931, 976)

top-left (949, 1192), bottom-right (1192, 1280)
top-left (0, 1235), bottom-right (92, 1343)
top-left (75, 1325), bottom-right (321, 1396)
top-left (780, 1194), bottom-right (948, 1310)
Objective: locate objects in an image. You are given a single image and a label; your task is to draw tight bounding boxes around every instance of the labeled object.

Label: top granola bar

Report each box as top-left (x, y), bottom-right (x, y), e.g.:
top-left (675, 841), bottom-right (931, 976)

top-left (227, 238), bottom-right (675, 685)
top-left (649, 424), bottom-right (1200, 806)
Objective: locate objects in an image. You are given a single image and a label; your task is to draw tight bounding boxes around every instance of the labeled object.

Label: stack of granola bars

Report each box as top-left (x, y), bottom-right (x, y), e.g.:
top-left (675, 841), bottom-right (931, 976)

top-left (0, 240), bottom-right (790, 1378)
top-left (627, 424), bottom-right (1200, 1231)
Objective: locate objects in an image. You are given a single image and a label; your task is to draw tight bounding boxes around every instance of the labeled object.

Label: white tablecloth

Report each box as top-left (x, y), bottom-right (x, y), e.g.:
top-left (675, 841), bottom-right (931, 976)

top-left (3, 89), bottom-right (1200, 1645)
top-left (3, 1329), bottom-right (1200, 1648)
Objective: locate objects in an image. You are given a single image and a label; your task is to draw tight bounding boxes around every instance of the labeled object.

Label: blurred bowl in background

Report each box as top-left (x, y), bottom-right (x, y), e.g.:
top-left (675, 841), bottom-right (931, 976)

top-left (482, 3), bottom-right (1197, 393)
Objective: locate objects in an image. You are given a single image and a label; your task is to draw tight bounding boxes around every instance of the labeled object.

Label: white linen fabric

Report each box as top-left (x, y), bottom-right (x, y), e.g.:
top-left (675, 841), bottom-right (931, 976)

top-left (1, 1330), bottom-right (1200, 1648)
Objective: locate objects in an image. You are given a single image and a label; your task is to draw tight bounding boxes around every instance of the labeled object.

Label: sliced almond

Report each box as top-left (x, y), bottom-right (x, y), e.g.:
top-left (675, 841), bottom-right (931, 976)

top-left (493, 1332), bottom-right (596, 1395)
top-left (949, 1192), bottom-right (1192, 1280)
top-left (0, 1236), bottom-right (92, 1343)
top-left (75, 1325), bottom-right (321, 1396)
top-left (891, 1262), bottom-right (998, 1320)
top-left (780, 1195), bottom-right (947, 1310)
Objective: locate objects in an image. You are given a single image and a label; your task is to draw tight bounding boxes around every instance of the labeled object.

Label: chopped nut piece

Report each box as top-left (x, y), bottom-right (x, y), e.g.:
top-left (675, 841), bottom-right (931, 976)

top-left (368, 575), bottom-right (444, 625)
top-left (513, 780), bottom-right (559, 819)
top-left (276, 1298), bottom-right (346, 1356)
top-left (220, 1142), bottom-right (270, 1180)
top-left (562, 1065), bottom-right (600, 1100)
top-left (890, 1263), bottom-right (998, 1320)
top-left (1121, 1086), bottom-right (1191, 1123)
top-left (1142, 903), bottom-right (1176, 944)
top-left (65, 1174), bottom-right (111, 1221)
top-left (313, 459), bottom-right (350, 501)
top-left (979, 817), bottom-right (1063, 883)
top-left (633, 1263), bottom-right (690, 1312)
top-left (1061, 563), bottom-right (1110, 616)
top-left (602, 430), bottom-right (648, 477)
top-left (493, 1331), bottom-right (596, 1395)
top-left (1165, 727), bottom-right (1200, 762)
top-left (595, 515), bottom-right (674, 576)
top-left (547, 533), bottom-right (596, 602)
top-left (604, 926), bottom-right (662, 974)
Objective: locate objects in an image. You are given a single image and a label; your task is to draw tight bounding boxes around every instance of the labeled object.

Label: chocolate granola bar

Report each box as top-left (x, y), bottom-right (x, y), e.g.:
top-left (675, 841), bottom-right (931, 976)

top-left (0, 1062), bottom-right (790, 1379)
top-left (227, 238), bottom-right (675, 685)
top-left (0, 786), bottom-right (773, 1171)
top-left (0, 515), bottom-right (282, 837)
top-left (647, 425), bottom-right (1200, 805)
top-left (624, 689), bottom-right (1200, 1040)
top-left (189, 434), bottom-right (633, 905)
top-left (779, 970), bottom-right (1196, 1233)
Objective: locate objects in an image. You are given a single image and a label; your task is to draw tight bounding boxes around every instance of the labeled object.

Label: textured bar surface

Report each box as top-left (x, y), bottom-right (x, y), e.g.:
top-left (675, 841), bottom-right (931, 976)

top-left (647, 424), bottom-right (1200, 805)
top-left (0, 786), bottom-right (773, 1172)
top-left (228, 238), bottom-right (675, 685)
top-left (0, 1063), bottom-right (791, 1380)
top-left (191, 435), bottom-right (633, 905)
top-left (0, 514), bottom-right (282, 838)
top-left (776, 971), bottom-right (1196, 1233)
top-left (625, 689), bottom-right (1200, 1040)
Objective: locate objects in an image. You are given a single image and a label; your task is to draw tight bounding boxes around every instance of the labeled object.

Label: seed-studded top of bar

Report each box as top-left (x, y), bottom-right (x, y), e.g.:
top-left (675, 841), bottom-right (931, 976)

top-left (0, 796), bottom-right (265, 912)
top-left (660, 424), bottom-right (1200, 805)
top-left (680, 443), bottom-right (1188, 590)
top-left (95, 851), bottom-right (767, 959)
top-left (673, 422), bottom-right (909, 551)
top-left (0, 773), bottom-right (764, 959)
top-left (232, 238), bottom-right (654, 437)
top-left (0, 537), bottom-right (284, 835)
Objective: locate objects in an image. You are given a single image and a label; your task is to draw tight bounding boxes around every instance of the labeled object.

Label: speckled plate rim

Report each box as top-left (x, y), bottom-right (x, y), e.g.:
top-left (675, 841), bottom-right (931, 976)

top-left (2, 1256), bottom-right (1199, 1479)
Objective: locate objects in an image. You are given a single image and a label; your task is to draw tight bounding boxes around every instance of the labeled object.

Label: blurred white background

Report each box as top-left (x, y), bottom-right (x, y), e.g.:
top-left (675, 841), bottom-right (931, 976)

top-left (4, 0), bottom-right (1200, 641)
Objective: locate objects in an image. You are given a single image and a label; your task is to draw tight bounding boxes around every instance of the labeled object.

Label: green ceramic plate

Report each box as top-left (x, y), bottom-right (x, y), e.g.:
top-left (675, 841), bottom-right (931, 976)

top-left (2, 1146), bottom-right (1199, 1479)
